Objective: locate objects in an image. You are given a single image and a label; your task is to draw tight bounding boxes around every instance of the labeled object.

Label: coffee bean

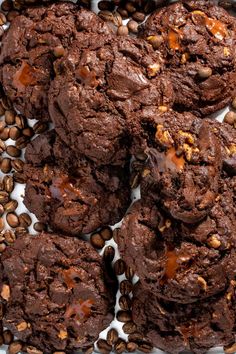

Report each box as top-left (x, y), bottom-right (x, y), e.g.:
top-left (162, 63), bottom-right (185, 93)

top-left (0, 103), bottom-right (5, 117)
top-left (125, 1), bottom-right (136, 13)
top-left (4, 200), bottom-right (18, 213)
top-left (112, 228), bottom-right (119, 243)
top-left (1, 158), bottom-right (11, 174)
top-left (128, 332), bottom-right (143, 343)
top-left (119, 295), bottom-right (131, 310)
top-left (1, 0), bottom-right (13, 11)
top-left (107, 328), bottom-right (118, 346)
top-left (0, 334), bottom-right (3, 346)
top-left (117, 310), bottom-right (132, 322)
top-left (138, 341), bottom-right (153, 353)
top-left (8, 341), bottom-right (23, 354)
top-left (98, 0), bottom-right (114, 11)
top-left (0, 139), bottom-right (6, 153)
top-left (100, 227), bottom-right (113, 241)
top-left (127, 20), bottom-right (138, 33)
top-left (103, 245), bottom-right (115, 263)
top-left (114, 338), bottom-right (126, 354)
top-left (5, 110), bottom-right (16, 125)
top-left (0, 204), bottom-right (4, 216)
top-left (232, 97), bottom-right (236, 110)
top-left (9, 127), bottom-right (21, 140)
top-left (0, 242), bottom-right (6, 252)
top-left (125, 266), bottom-right (134, 280)
top-left (26, 346), bottom-right (43, 354)
top-left (0, 12), bottom-right (7, 25)
top-left (112, 11), bottom-right (123, 26)
top-left (15, 226), bottom-right (28, 237)
top-left (15, 136), bottom-right (29, 149)
top-left (97, 339), bottom-right (112, 353)
top-left (83, 347), bottom-right (93, 354)
top-left (120, 280), bottom-right (133, 295)
top-left (6, 212), bottom-right (19, 228)
top-left (198, 67), bottom-right (212, 79)
top-left (15, 115), bottom-right (26, 129)
top-left (127, 342), bottom-right (138, 352)
top-left (117, 25), bottom-right (129, 36)
top-left (11, 159), bottom-right (24, 173)
top-left (90, 232), bottom-right (105, 249)
top-left (33, 121), bottom-right (48, 134)
top-left (0, 120), bottom-right (6, 132)
top-left (33, 221), bottom-right (46, 232)
top-left (6, 145), bottom-right (21, 158)
top-left (1, 96), bottom-right (12, 110)
top-left (0, 127), bottom-right (10, 141)
top-left (114, 259), bottom-right (126, 275)
top-left (3, 175), bottom-right (14, 193)
top-left (132, 11), bottom-right (145, 22)
top-left (4, 229), bottom-right (16, 244)
top-left (117, 7), bottom-right (129, 18)
top-left (224, 111), bottom-right (236, 126)
top-left (0, 191), bottom-right (9, 204)
top-left (3, 329), bottom-right (13, 345)
top-left (19, 213), bottom-right (32, 227)
top-left (123, 321), bottom-right (137, 334)
top-left (22, 127), bottom-right (34, 138)
top-left (13, 172), bottom-right (26, 184)
top-left (7, 10), bottom-right (19, 21)
top-left (0, 26), bottom-right (4, 39)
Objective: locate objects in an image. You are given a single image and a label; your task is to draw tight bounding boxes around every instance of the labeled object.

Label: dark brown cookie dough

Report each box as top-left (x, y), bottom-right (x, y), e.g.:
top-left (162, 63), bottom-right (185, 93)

top-left (132, 281), bottom-right (236, 354)
top-left (0, 3), bottom-right (111, 121)
top-left (140, 0), bottom-right (236, 116)
top-left (0, 233), bottom-right (115, 353)
top-left (49, 34), bottom-right (174, 165)
top-left (131, 110), bottom-right (222, 224)
top-left (118, 195), bottom-right (236, 303)
top-left (23, 130), bottom-right (131, 235)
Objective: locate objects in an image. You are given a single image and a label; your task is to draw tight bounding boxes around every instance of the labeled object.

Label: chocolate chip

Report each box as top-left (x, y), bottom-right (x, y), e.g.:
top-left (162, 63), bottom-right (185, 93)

top-left (114, 338), bottom-right (127, 353)
top-left (107, 328), bottom-right (119, 346)
top-left (114, 259), bottom-right (126, 275)
top-left (117, 310), bottom-right (132, 322)
top-left (119, 295), bottom-right (131, 310)
top-left (90, 232), bottom-right (105, 249)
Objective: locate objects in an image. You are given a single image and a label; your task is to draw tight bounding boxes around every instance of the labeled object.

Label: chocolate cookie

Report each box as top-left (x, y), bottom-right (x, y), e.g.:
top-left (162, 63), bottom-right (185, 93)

top-left (49, 34), bottom-right (174, 165)
top-left (23, 130), bottom-right (131, 235)
top-left (118, 195), bottom-right (236, 303)
top-left (131, 110), bottom-right (222, 224)
top-left (0, 233), bottom-right (115, 353)
top-left (0, 3), bottom-right (111, 121)
top-left (140, 0), bottom-right (236, 116)
top-left (132, 281), bottom-right (236, 354)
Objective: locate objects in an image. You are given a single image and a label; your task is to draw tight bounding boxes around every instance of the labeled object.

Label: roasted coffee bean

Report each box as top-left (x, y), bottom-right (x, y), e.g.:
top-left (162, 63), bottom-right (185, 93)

top-left (117, 24), bottom-right (129, 35)
top-left (120, 280), bottom-right (133, 295)
top-left (224, 111), bottom-right (236, 126)
top-left (15, 226), bottom-right (27, 237)
top-left (4, 229), bottom-right (16, 244)
top-left (98, 10), bottom-right (114, 22)
top-left (5, 110), bottom-right (16, 125)
top-left (0, 120), bottom-right (6, 132)
top-left (13, 172), bottom-right (26, 184)
top-left (125, 266), bottom-right (134, 280)
top-left (0, 26), bottom-right (4, 38)
top-left (1, 0), bottom-right (13, 11)
top-left (0, 204), bottom-right (4, 216)
top-left (11, 159), bottom-right (24, 173)
top-left (33, 221), bottom-right (46, 232)
top-left (0, 191), bottom-right (9, 204)
top-left (6, 145), bottom-right (21, 157)
top-left (0, 11), bottom-right (6, 25)
top-left (107, 328), bottom-right (119, 346)
top-left (0, 242), bottom-right (6, 252)
top-left (114, 259), bottom-right (126, 275)
top-left (0, 103), bottom-right (5, 117)
top-left (127, 342), bottom-right (138, 352)
top-left (119, 295), bottom-right (131, 310)
top-left (4, 200), bottom-right (18, 213)
top-left (114, 338), bottom-right (126, 354)
top-left (0, 127), bottom-right (10, 141)
top-left (117, 310), bottom-right (132, 322)
top-left (6, 212), bottom-right (19, 228)
top-left (128, 332), bottom-right (143, 343)
top-left (1, 158), bottom-right (11, 174)
top-left (197, 67), bottom-right (212, 79)
top-left (123, 321), bottom-right (137, 334)
top-left (98, 0), bottom-right (114, 11)
top-left (97, 339), bottom-right (112, 353)
top-left (83, 347), bottom-right (93, 354)
top-left (132, 11), bottom-right (145, 22)
top-left (125, 1), bottom-right (136, 13)
top-left (90, 232), bottom-right (105, 249)
top-left (8, 340), bottom-right (23, 354)
top-left (138, 341), bottom-right (153, 353)
top-left (117, 7), bottom-right (128, 18)
top-left (15, 136), bottom-right (29, 149)
top-left (232, 97), bottom-right (236, 110)
top-left (33, 121), bottom-right (48, 134)
top-left (19, 213), bottom-right (32, 227)
top-left (127, 19), bottom-right (138, 33)
top-left (26, 346), bottom-right (43, 354)
top-left (3, 329), bottom-right (14, 345)
top-left (0, 139), bottom-right (6, 153)
top-left (100, 227), bottom-right (113, 241)
top-left (9, 127), bottom-right (21, 140)
top-left (3, 175), bottom-right (14, 193)
top-left (103, 245), bottom-right (115, 263)
top-left (22, 127), bottom-right (34, 138)
top-left (0, 233), bottom-right (5, 242)
top-left (112, 228), bottom-right (119, 243)
top-left (15, 115), bottom-right (26, 129)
